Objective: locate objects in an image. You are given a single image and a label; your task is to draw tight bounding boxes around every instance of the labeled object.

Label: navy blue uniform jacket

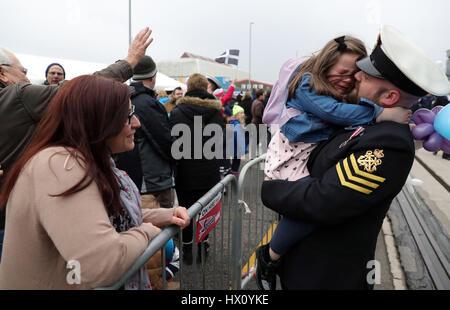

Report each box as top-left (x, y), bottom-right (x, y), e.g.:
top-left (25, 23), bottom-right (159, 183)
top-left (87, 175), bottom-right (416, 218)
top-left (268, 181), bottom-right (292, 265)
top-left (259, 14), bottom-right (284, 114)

top-left (261, 121), bottom-right (415, 289)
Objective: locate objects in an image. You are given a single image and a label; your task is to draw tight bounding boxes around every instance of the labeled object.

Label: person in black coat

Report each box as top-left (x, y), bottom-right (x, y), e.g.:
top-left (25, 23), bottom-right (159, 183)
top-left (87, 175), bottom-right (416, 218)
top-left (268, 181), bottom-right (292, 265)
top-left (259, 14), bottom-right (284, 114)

top-left (259, 25), bottom-right (450, 289)
top-left (116, 56), bottom-right (175, 209)
top-left (169, 73), bottom-right (225, 264)
top-left (239, 91), bottom-right (253, 126)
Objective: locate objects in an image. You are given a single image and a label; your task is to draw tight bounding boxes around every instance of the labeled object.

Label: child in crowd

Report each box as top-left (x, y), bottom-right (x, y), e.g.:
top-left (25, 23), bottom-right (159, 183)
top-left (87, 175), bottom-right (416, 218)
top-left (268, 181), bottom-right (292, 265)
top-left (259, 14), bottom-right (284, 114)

top-left (256, 35), bottom-right (411, 290)
top-left (226, 105), bottom-right (248, 176)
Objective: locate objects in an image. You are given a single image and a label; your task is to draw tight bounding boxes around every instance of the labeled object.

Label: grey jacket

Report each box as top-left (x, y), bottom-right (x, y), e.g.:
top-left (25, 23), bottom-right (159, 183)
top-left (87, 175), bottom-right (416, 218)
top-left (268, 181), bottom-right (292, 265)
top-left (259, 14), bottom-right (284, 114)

top-left (0, 60), bottom-right (133, 229)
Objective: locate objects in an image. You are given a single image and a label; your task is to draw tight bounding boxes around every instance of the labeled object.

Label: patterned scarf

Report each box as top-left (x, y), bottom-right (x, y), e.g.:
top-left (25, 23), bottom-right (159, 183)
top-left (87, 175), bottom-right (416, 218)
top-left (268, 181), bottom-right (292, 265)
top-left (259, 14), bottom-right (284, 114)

top-left (109, 158), bottom-right (152, 290)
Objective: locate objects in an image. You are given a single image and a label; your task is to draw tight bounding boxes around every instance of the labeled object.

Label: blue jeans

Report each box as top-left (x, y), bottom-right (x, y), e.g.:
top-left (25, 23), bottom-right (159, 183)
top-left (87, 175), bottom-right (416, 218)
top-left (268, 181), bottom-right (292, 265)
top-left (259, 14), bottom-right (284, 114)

top-left (0, 229), bottom-right (4, 261)
top-left (269, 176), bottom-right (315, 255)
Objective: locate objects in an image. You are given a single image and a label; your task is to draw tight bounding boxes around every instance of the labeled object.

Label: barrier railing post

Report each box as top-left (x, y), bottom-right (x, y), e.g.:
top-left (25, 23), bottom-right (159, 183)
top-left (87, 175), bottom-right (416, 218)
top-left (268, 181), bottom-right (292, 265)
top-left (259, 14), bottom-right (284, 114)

top-left (232, 154), bottom-right (267, 289)
top-left (230, 173), bottom-right (241, 289)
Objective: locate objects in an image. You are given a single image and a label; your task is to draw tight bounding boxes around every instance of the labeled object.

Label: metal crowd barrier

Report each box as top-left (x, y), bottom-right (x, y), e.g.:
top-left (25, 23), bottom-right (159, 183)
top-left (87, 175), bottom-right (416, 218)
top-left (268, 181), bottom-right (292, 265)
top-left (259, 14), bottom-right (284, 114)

top-left (231, 154), bottom-right (280, 289)
top-left (95, 154), bottom-right (274, 290)
top-left (95, 173), bottom-right (238, 290)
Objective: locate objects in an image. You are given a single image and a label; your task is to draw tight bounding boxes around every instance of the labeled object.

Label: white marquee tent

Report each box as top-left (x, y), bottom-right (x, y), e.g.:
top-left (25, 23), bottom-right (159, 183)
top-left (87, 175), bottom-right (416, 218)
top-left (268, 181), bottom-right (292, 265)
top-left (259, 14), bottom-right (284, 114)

top-left (16, 53), bottom-right (186, 91)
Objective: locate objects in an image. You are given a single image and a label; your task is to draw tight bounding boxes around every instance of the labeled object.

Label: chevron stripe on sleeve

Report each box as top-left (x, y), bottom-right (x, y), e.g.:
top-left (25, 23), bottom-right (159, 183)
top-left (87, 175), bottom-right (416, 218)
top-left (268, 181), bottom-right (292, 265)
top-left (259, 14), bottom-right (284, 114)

top-left (335, 153), bottom-right (386, 195)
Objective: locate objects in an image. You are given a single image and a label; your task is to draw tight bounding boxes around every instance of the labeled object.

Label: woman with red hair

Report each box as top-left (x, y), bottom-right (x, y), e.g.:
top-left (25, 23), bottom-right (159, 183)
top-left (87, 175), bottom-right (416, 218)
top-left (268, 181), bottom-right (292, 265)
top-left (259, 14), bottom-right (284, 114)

top-left (0, 75), bottom-right (189, 289)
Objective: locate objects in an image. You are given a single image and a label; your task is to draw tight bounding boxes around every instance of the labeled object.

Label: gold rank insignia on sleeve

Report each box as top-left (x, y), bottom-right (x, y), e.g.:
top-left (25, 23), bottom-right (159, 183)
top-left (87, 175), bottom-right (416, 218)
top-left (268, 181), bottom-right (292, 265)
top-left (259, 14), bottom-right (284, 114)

top-left (357, 149), bottom-right (384, 173)
top-left (335, 152), bottom-right (386, 195)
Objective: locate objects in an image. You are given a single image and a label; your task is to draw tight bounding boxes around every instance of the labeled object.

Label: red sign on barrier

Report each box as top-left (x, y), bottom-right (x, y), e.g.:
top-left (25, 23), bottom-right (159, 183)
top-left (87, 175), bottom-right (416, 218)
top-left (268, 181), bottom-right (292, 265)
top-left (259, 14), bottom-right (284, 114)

top-left (196, 193), bottom-right (222, 243)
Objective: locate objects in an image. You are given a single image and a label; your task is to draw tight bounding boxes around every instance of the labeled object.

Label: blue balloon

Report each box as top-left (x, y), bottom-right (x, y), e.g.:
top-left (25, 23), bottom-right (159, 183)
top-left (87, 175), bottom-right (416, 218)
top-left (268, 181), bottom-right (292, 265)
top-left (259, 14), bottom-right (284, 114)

top-left (434, 104), bottom-right (450, 140)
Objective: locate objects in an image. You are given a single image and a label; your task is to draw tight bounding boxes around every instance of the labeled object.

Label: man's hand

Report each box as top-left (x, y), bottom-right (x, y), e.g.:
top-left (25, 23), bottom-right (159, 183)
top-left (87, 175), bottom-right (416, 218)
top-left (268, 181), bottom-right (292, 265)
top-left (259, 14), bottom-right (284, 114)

top-left (171, 206), bottom-right (190, 229)
top-left (125, 27), bottom-right (154, 68)
top-left (0, 165), bottom-right (3, 178)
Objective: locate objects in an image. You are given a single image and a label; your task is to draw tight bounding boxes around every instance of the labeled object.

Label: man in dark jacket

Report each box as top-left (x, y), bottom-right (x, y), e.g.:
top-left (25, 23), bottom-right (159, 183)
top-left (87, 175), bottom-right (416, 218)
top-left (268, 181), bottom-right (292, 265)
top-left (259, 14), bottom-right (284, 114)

top-left (116, 56), bottom-right (175, 210)
top-left (259, 25), bottom-right (450, 290)
top-left (169, 73), bottom-right (225, 264)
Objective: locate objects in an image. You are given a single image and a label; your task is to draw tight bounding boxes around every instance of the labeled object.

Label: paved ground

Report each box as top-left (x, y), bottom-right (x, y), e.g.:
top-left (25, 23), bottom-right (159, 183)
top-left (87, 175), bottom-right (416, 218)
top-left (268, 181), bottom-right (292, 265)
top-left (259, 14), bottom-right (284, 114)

top-left (410, 150), bottom-right (450, 235)
top-left (374, 231), bottom-right (394, 290)
top-left (379, 149), bottom-right (450, 290)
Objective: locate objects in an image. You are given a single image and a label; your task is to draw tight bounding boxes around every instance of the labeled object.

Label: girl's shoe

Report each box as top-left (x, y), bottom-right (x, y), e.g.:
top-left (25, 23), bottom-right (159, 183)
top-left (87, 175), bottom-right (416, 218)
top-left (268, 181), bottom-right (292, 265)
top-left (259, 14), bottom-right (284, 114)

top-left (255, 244), bottom-right (279, 290)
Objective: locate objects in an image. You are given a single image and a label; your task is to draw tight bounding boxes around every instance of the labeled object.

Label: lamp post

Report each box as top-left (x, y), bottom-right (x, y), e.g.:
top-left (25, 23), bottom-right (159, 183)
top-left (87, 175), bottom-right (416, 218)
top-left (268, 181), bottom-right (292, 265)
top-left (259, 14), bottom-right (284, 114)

top-left (249, 22), bottom-right (254, 91)
top-left (128, 0), bottom-right (132, 46)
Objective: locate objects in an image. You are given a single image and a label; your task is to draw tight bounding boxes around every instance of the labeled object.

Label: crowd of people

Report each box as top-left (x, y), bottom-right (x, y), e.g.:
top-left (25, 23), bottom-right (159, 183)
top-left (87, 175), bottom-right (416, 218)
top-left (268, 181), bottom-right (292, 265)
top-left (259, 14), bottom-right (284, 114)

top-left (0, 24), bottom-right (449, 290)
top-left (0, 26), bottom-right (271, 289)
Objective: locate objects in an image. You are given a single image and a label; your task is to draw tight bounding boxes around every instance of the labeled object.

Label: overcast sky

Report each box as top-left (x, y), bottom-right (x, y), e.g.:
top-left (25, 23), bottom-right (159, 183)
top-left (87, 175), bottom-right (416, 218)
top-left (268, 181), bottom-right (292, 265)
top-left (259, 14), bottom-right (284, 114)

top-left (2, 0), bottom-right (449, 83)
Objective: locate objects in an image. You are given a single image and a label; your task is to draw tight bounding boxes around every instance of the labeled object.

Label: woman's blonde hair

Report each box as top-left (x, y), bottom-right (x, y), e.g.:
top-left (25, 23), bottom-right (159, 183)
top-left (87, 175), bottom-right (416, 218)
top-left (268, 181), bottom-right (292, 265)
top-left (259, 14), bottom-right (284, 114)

top-left (242, 91), bottom-right (252, 101)
top-left (288, 35), bottom-right (367, 101)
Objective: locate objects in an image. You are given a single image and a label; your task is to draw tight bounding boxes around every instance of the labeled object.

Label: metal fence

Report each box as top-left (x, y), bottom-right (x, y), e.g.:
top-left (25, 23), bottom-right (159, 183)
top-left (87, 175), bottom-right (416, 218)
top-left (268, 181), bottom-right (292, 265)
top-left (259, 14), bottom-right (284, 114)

top-left (95, 154), bottom-right (274, 290)
top-left (233, 154), bottom-right (280, 289)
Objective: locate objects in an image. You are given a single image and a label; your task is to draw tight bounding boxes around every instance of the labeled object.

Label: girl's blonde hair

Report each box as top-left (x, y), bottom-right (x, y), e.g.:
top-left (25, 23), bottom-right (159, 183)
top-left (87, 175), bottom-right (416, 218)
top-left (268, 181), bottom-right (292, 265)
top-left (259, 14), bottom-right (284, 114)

top-left (235, 111), bottom-right (246, 127)
top-left (288, 35), bottom-right (367, 102)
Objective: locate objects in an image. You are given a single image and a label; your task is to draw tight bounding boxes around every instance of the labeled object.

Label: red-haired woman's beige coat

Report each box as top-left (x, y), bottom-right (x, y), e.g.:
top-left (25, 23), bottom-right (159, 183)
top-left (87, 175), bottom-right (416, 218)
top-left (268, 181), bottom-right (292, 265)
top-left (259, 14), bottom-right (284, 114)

top-left (0, 147), bottom-right (174, 289)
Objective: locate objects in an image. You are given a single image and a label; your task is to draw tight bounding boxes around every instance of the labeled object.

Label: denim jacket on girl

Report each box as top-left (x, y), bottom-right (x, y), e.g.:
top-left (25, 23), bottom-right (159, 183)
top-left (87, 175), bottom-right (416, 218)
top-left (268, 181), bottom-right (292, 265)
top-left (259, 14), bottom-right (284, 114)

top-left (281, 73), bottom-right (384, 143)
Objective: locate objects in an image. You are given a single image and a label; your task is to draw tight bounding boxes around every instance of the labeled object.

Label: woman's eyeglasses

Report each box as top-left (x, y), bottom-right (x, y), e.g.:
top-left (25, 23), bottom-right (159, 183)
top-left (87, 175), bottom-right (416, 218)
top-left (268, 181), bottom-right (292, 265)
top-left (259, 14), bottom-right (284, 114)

top-left (128, 105), bottom-right (136, 124)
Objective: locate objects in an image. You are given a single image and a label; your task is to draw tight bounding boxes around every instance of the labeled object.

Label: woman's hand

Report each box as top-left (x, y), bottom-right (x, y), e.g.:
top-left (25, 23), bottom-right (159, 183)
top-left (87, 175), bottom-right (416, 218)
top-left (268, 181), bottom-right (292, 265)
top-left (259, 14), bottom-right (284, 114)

top-left (0, 165), bottom-right (3, 178)
top-left (171, 206), bottom-right (190, 229)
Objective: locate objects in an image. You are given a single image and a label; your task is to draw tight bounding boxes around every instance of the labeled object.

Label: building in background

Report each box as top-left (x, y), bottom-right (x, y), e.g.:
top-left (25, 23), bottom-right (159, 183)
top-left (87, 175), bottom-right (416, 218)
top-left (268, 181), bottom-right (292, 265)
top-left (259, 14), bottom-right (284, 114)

top-left (156, 52), bottom-right (272, 92)
top-left (234, 78), bottom-right (273, 93)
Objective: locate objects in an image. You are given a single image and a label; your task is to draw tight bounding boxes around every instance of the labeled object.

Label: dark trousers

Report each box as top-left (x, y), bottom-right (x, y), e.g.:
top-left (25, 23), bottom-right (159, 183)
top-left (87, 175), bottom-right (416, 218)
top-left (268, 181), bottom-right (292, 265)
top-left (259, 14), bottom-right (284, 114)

top-left (152, 188), bottom-right (174, 209)
top-left (231, 158), bottom-right (241, 172)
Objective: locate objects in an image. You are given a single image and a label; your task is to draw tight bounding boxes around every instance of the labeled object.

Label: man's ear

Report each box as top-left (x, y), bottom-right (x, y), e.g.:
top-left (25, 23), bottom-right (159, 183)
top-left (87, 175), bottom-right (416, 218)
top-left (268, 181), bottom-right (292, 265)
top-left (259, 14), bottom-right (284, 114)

top-left (0, 66), bottom-right (9, 84)
top-left (379, 89), bottom-right (401, 107)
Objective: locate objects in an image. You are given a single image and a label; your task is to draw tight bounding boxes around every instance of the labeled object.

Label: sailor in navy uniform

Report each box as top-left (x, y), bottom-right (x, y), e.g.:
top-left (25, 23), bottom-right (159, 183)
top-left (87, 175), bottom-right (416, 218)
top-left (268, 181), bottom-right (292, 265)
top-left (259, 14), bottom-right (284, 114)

top-left (261, 25), bottom-right (450, 290)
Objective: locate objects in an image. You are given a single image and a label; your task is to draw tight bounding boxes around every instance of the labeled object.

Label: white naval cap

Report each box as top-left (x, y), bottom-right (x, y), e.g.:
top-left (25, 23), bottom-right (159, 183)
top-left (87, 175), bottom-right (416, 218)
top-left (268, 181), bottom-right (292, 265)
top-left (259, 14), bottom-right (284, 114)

top-left (357, 25), bottom-right (450, 96)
